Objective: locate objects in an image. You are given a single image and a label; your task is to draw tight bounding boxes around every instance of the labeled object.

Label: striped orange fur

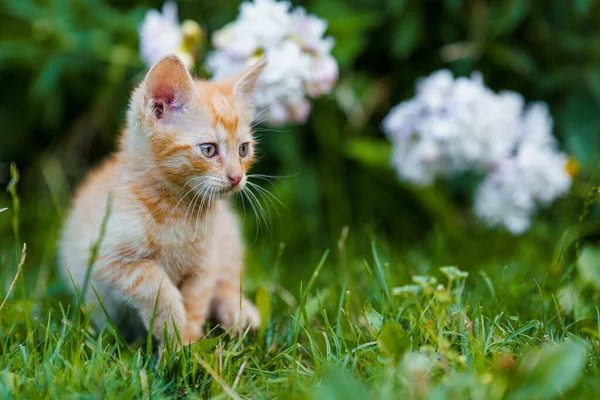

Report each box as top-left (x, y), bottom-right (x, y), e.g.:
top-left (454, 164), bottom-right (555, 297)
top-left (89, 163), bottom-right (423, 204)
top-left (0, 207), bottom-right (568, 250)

top-left (59, 55), bottom-right (267, 347)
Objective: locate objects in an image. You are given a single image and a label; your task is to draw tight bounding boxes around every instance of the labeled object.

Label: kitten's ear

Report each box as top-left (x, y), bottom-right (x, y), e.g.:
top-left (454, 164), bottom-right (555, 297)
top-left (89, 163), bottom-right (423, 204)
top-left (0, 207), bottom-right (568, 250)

top-left (143, 55), bottom-right (194, 121)
top-left (230, 56), bottom-right (267, 103)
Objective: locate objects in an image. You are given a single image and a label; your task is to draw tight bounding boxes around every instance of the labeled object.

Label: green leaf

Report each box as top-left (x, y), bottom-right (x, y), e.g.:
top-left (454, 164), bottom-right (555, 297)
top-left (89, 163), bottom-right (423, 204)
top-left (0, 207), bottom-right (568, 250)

top-left (311, 0), bottom-right (380, 66)
top-left (190, 337), bottom-right (220, 356)
top-left (429, 372), bottom-right (490, 400)
top-left (30, 55), bottom-right (64, 101)
top-left (559, 91), bottom-right (600, 168)
top-left (344, 138), bottom-right (392, 170)
top-left (2, 0), bottom-right (43, 20)
top-left (574, 0), bottom-right (592, 17)
top-left (255, 285), bottom-right (271, 334)
top-left (385, 0), bottom-right (408, 14)
top-left (487, 44), bottom-right (537, 76)
top-left (313, 366), bottom-right (370, 400)
top-left (391, 11), bottom-right (423, 60)
top-left (577, 246), bottom-right (600, 290)
top-left (508, 342), bottom-right (587, 400)
top-left (0, 41), bottom-right (41, 65)
top-left (332, 36), bottom-right (367, 68)
top-left (312, 0), bottom-right (380, 34)
top-left (377, 321), bottom-right (409, 360)
top-left (585, 69), bottom-right (600, 108)
top-left (442, 0), bottom-right (463, 14)
top-left (364, 302), bottom-right (384, 334)
top-left (490, 0), bottom-right (531, 37)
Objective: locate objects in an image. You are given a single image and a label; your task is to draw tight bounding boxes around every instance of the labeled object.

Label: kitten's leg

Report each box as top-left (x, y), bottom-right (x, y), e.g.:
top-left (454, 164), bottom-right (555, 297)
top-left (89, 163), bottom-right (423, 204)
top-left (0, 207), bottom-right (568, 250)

top-left (178, 271), bottom-right (218, 344)
top-left (210, 204), bottom-right (260, 334)
top-left (211, 271), bottom-right (261, 335)
top-left (94, 259), bottom-right (185, 344)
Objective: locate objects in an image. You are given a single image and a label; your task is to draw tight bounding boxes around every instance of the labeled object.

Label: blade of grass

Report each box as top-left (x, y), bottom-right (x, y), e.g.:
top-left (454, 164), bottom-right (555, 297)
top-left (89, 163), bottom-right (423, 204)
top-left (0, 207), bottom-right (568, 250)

top-left (371, 242), bottom-right (392, 308)
top-left (193, 354), bottom-right (243, 400)
top-left (90, 284), bottom-right (127, 346)
top-left (288, 250), bottom-right (329, 388)
top-left (0, 243), bottom-right (26, 313)
top-left (81, 194), bottom-right (113, 300)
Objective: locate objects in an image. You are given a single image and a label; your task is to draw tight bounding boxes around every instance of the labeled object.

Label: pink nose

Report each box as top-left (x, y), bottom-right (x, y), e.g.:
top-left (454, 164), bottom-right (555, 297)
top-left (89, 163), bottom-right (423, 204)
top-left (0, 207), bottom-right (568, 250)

top-left (228, 175), bottom-right (242, 186)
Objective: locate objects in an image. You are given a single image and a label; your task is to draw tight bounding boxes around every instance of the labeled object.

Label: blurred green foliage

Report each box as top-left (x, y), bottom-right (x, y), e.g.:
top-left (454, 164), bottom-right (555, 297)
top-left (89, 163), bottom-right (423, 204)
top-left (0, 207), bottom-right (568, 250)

top-left (1, 0), bottom-right (600, 269)
top-left (2, 1), bottom-right (600, 397)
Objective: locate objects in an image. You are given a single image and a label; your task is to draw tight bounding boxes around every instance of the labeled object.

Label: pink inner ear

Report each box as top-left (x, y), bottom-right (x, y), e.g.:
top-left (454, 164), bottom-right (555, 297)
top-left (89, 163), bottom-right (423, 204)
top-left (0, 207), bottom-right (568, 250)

top-left (147, 91), bottom-right (185, 120)
top-left (147, 76), bottom-right (175, 100)
top-left (144, 56), bottom-right (193, 120)
top-left (146, 76), bottom-right (186, 119)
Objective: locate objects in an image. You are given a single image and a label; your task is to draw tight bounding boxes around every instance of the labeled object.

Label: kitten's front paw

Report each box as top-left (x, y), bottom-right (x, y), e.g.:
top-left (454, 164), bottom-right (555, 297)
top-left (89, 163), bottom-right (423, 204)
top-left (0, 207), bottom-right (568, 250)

top-left (180, 323), bottom-right (204, 346)
top-left (214, 296), bottom-right (261, 335)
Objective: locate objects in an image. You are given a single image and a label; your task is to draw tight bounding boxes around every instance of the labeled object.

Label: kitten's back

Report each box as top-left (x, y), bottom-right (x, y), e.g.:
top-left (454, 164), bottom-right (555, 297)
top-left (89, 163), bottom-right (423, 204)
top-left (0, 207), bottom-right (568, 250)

top-left (59, 156), bottom-right (120, 292)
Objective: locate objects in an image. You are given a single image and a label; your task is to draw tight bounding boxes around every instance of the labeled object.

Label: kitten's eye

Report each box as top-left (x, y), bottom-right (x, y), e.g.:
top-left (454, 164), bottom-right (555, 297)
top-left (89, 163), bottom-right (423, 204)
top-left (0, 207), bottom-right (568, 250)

top-left (239, 142), bottom-right (250, 157)
top-left (199, 143), bottom-right (218, 158)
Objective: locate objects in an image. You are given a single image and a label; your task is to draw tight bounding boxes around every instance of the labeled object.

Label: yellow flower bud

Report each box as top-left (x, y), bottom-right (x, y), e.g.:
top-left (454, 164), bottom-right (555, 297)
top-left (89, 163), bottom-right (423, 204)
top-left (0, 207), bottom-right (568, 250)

top-left (565, 157), bottom-right (580, 178)
top-left (180, 20), bottom-right (204, 54)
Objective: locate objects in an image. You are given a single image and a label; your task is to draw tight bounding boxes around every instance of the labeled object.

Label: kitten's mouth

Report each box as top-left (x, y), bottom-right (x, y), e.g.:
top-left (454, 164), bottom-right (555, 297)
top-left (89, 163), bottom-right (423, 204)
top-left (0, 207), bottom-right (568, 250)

top-left (219, 185), bottom-right (243, 196)
top-left (195, 181), bottom-right (244, 199)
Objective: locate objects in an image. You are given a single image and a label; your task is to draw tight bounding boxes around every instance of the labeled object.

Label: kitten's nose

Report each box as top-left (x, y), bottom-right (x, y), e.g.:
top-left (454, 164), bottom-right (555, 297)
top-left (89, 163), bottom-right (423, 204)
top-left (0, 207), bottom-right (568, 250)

top-left (228, 175), bottom-right (242, 186)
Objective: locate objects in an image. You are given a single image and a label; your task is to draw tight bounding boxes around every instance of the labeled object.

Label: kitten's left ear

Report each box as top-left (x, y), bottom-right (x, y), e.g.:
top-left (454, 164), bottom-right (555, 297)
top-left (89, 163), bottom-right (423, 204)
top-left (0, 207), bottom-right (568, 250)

top-left (229, 56), bottom-right (267, 103)
top-left (143, 55), bottom-right (195, 121)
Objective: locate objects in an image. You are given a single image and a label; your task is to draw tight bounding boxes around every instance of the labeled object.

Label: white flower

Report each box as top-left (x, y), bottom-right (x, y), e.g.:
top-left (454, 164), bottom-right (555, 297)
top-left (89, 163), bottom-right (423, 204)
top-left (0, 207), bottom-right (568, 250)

top-left (288, 99), bottom-right (312, 124)
top-left (521, 102), bottom-right (556, 149)
top-left (415, 69), bottom-right (454, 111)
top-left (205, 52), bottom-right (247, 82)
top-left (237, 0), bottom-right (292, 51)
top-left (389, 134), bottom-right (444, 185)
top-left (290, 7), bottom-right (332, 54)
top-left (473, 139), bottom-right (571, 235)
top-left (473, 101), bottom-right (571, 234)
top-left (207, 0), bottom-right (338, 125)
top-left (412, 275), bottom-right (438, 288)
top-left (306, 55), bottom-right (339, 97)
top-left (382, 70), bottom-right (527, 185)
top-left (439, 266), bottom-right (469, 281)
top-left (250, 42), bottom-right (312, 124)
top-left (138, 2), bottom-right (202, 69)
top-left (383, 69), bottom-right (573, 234)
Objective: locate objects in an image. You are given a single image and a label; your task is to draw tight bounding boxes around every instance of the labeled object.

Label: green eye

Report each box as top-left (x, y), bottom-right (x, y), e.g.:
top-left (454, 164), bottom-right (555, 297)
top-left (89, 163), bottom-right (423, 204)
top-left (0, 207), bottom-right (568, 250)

top-left (239, 142), bottom-right (250, 157)
top-left (199, 143), bottom-right (217, 158)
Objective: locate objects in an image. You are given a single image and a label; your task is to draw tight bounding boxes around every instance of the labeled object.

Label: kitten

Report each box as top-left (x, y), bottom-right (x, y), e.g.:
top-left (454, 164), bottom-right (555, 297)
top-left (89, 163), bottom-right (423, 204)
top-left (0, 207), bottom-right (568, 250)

top-left (59, 54), bottom-right (266, 346)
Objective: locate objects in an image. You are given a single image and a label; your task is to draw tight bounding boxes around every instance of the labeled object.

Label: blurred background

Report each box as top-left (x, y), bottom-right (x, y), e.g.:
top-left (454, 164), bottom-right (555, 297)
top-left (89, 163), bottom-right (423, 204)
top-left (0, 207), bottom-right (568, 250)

top-left (1, 0), bottom-right (599, 298)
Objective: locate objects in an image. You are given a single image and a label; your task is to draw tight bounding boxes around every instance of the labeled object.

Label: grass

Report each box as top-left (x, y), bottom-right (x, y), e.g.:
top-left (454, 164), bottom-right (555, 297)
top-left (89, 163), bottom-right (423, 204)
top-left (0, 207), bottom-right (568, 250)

top-left (1, 172), bottom-right (600, 399)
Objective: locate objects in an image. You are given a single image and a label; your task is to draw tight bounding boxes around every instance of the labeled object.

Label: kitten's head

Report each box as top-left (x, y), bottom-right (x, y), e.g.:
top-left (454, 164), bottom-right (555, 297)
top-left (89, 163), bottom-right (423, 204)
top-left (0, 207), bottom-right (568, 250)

top-left (129, 54), bottom-right (266, 198)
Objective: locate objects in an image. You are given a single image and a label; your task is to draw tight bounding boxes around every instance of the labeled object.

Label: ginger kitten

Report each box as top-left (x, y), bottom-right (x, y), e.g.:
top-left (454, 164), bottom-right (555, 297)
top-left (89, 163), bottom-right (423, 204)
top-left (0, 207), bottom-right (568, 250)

top-left (59, 55), bottom-right (266, 346)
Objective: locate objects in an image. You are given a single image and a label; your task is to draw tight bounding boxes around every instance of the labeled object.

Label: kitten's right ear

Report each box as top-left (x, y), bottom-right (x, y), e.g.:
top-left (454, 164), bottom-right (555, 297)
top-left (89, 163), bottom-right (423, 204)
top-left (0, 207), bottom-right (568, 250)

top-left (143, 55), bottom-right (194, 121)
top-left (222, 56), bottom-right (267, 104)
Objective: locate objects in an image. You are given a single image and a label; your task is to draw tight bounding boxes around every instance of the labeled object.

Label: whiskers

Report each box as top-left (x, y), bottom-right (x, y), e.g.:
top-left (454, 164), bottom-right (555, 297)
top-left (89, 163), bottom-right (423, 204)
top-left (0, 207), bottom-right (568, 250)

top-left (166, 176), bottom-right (223, 243)
top-left (166, 173), bottom-right (294, 244)
top-left (236, 174), bottom-right (294, 240)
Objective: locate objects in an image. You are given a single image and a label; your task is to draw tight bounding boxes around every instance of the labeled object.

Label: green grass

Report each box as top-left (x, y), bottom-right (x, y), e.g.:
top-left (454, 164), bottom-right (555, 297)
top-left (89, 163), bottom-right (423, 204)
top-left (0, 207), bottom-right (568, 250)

top-left (1, 177), bottom-right (600, 399)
